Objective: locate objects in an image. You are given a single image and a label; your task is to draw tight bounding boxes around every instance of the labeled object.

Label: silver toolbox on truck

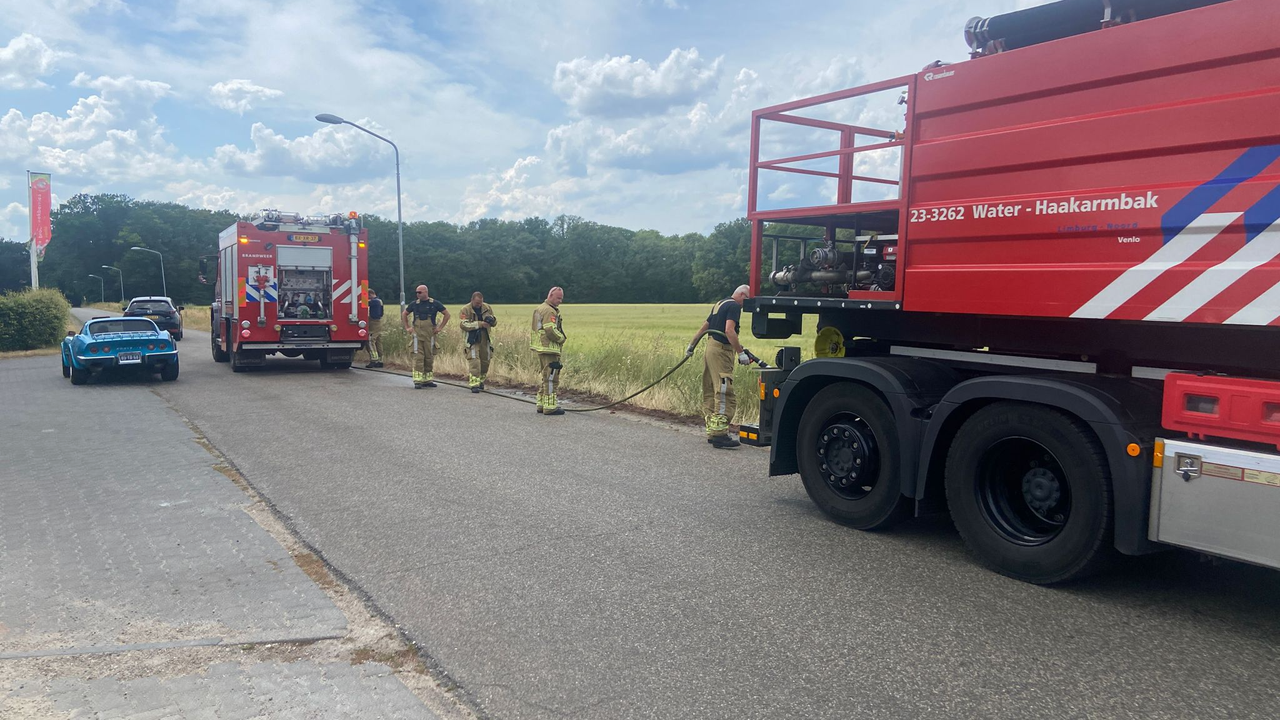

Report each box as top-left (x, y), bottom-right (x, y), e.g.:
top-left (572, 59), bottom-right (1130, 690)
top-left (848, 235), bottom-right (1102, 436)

top-left (1150, 439), bottom-right (1280, 570)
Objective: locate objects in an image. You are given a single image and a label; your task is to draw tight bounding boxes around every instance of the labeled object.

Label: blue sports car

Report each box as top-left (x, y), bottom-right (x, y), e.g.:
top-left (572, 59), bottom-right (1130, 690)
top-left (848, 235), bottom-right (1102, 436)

top-left (61, 316), bottom-right (180, 385)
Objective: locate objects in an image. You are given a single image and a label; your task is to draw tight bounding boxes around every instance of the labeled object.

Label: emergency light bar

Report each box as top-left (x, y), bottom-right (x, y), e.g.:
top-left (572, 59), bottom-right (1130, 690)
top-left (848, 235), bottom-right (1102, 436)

top-left (251, 209), bottom-right (349, 230)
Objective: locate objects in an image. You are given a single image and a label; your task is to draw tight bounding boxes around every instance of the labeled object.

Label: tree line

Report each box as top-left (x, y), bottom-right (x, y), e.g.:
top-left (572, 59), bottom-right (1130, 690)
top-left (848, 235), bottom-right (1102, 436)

top-left (0, 193), bottom-right (756, 306)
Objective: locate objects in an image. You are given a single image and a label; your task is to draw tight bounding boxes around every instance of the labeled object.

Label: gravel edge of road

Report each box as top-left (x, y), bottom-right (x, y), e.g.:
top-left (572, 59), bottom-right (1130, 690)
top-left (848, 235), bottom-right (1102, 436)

top-left (157, 388), bottom-right (491, 720)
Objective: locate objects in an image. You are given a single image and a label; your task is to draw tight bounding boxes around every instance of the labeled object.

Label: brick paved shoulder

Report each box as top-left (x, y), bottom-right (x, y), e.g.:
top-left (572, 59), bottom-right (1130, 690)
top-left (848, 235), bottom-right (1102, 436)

top-left (0, 356), bottom-right (347, 656)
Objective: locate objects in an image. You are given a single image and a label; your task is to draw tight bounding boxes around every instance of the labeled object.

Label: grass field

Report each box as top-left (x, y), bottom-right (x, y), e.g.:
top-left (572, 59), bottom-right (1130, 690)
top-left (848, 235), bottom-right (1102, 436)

top-left (366, 303), bottom-right (817, 425)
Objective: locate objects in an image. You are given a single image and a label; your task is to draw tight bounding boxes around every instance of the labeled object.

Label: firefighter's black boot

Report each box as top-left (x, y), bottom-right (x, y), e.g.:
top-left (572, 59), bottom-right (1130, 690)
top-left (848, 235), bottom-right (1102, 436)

top-left (709, 434), bottom-right (740, 449)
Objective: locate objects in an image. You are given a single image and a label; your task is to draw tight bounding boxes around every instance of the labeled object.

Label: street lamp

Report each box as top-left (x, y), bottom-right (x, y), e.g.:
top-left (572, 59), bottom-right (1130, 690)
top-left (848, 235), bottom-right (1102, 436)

top-left (315, 112), bottom-right (406, 311)
top-left (87, 274), bottom-right (105, 304)
top-left (130, 246), bottom-right (167, 298)
top-left (102, 265), bottom-right (124, 303)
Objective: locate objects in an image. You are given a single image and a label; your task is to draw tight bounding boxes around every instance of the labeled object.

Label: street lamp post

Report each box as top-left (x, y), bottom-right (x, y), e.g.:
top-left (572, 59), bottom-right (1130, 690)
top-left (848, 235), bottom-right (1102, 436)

top-left (130, 246), bottom-right (167, 298)
top-left (102, 265), bottom-right (124, 303)
top-left (315, 113), bottom-right (406, 312)
top-left (87, 274), bottom-right (105, 304)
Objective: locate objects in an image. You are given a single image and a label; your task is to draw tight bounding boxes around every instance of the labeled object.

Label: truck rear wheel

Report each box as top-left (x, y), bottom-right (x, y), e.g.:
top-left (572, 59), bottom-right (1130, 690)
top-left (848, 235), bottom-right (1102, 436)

top-left (796, 383), bottom-right (908, 530)
top-left (945, 402), bottom-right (1113, 584)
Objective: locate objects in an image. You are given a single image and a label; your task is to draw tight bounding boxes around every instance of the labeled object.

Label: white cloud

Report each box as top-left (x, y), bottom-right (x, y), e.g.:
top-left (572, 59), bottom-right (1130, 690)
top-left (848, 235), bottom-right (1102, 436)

top-left (0, 201), bottom-right (26, 240)
top-left (545, 60), bottom-right (770, 177)
top-left (553, 48), bottom-right (723, 118)
top-left (2, 72), bottom-right (203, 186)
top-left (0, 33), bottom-right (60, 89)
top-left (163, 181), bottom-right (262, 215)
top-left (51, 0), bottom-right (124, 12)
top-left (213, 122), bottom-right (393, 183)
top-left (455, 156), bottom-right (582, 223)
top-left (209, 79), bottom-right (283, 115)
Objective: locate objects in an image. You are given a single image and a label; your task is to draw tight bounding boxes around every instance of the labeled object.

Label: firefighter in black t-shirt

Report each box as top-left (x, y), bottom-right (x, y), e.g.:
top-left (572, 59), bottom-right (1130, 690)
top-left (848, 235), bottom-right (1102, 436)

top-left (687, 284), bottom-right (753, 448)
top-left (401, 284), bottom-right (450, 388)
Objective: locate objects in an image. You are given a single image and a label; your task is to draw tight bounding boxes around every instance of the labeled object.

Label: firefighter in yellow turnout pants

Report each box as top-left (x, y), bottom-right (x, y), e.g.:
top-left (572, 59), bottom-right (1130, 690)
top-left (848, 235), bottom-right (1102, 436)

top-left (401, 284), bottom-right (450, 389)
top-left (363, 288), bottom-right (384, 368)
top-left (459, 291), bottom-right (496, 392)
top-left (530, 286), bottom-right (566, 416)
top-left (688, 284), bottom-right (753, 449)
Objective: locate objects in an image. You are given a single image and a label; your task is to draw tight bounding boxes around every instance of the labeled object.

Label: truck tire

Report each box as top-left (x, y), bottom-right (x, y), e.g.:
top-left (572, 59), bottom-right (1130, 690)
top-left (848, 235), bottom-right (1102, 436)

top-left (944, 402), bottom-right (1113, 584)
top-left (796, 382), bottom-right (909, 530)
top-left (212, 330), bottom-right (230, 363)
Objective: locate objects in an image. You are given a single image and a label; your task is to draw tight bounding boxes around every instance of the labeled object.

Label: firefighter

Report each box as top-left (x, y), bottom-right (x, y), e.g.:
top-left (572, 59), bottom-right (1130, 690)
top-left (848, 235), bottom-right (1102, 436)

top-left (530, 286), bottom-right (566, 416)
top-left (687, 284), bottom-right (753, 449)
top-left (401, 284), bottom-right (450, 388)
top-left (364, 288), bottom-right (384, 369)
top-left (459, 291), bottom-right (497, 392)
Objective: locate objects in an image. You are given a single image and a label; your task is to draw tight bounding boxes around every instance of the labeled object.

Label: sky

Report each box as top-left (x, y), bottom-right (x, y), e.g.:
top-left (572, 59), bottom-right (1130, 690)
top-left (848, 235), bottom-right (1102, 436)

top-left (0, 0), bottom-right (1039, 241)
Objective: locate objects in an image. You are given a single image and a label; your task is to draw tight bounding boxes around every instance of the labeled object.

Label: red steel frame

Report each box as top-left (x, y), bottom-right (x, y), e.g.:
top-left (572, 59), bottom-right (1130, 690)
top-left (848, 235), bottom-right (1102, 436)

top-left (748, 75), bottom-right (917, 301)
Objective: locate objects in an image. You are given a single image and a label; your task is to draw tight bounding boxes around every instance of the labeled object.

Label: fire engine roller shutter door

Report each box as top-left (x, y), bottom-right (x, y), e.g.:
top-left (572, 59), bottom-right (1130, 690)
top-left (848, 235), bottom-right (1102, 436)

top-left (276, 245), bottom-right (332, 269)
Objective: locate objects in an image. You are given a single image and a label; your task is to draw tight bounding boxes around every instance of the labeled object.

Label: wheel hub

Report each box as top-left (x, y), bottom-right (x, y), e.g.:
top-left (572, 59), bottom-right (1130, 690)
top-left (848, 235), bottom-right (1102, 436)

top-left (1021, 467), bottom-right (1061, 518)
top-left (817, 422), bottom-right (877, 499)
top-left (976, 438), bottom-right (1072, 546)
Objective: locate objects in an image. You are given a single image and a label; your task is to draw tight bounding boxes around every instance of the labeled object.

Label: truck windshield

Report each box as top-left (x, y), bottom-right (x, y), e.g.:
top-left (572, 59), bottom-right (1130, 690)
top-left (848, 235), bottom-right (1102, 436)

top-left (89, 319), bottom-right (156, 335)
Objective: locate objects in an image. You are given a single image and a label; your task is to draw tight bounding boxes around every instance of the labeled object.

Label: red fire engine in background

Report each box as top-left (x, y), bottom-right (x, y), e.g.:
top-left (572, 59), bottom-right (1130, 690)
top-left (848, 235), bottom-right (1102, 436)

top-left (741, 0), bottom-right (1280, 583)
top-left (203, 210), bottom-right (370, 371)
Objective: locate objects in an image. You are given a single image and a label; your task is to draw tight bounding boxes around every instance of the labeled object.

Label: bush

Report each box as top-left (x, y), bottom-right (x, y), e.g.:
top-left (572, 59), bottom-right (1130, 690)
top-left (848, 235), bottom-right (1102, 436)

top-left (0, 288), bottom-right (71, 351)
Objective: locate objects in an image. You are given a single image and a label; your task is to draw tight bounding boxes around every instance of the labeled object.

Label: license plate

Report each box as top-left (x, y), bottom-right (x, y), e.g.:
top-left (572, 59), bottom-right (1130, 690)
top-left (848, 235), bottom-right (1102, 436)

top-left (118, 352), bottom-right (142, 364)
top-left (148, 314), bottom-right (164, 320)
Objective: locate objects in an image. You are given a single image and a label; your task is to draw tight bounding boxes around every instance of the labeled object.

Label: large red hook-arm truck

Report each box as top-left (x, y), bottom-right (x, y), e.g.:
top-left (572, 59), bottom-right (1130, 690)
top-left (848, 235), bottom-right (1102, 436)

top-left (741, 0), bottom-right (1280, 583)
top-left (205, 210), bottom-right (370, 371)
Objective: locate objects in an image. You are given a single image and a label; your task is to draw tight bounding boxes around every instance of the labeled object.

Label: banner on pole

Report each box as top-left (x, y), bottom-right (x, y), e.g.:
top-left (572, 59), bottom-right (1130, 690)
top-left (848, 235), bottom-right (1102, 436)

top-left (28, 172), bottom-right (52, 260)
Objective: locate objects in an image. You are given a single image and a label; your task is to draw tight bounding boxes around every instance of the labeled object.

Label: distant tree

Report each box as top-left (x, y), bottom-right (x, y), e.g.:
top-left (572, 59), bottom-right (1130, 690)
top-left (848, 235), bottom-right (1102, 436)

top-left (692, 218), bottom-right (752, 301)
top-left (0, 241), bottom-right (31, 294)
top-left (32, 192), bottom-right (762, 306)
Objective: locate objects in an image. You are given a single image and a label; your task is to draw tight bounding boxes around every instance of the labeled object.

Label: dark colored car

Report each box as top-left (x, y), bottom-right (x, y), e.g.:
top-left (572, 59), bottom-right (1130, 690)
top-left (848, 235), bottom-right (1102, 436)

top-left (124, 296), bottom-right (184, 340)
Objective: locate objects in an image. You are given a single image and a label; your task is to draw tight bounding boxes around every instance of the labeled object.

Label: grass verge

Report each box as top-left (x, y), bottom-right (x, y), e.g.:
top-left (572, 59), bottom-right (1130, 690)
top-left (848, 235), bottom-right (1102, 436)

top-left (362, 303), bottom-right (816, 425)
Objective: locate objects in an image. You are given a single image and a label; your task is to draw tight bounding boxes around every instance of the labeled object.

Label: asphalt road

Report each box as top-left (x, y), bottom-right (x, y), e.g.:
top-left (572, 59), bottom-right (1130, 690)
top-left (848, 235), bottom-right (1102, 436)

top-left (80, 309), bottom-right (1280, 719)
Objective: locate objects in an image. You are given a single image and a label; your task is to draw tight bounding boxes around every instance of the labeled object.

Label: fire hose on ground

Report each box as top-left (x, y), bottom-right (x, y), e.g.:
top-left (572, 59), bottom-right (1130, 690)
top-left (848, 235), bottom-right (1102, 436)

top-left (356, 330), bottom-right (768, 413)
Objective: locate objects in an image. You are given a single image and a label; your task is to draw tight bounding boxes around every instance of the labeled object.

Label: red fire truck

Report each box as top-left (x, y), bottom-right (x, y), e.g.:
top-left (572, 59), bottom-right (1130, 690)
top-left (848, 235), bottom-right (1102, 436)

top-left (741, 0), bottom-right (1280, 583)
top-left (205, 210), bottom-right (370, 371)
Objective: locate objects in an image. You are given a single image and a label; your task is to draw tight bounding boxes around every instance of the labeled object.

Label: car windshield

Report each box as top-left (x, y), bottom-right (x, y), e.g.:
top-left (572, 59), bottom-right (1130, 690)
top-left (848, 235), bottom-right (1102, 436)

top-left (128, 302), bottom-right (172, 313)
top-left (89, 319), bottom-right (156, 336)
